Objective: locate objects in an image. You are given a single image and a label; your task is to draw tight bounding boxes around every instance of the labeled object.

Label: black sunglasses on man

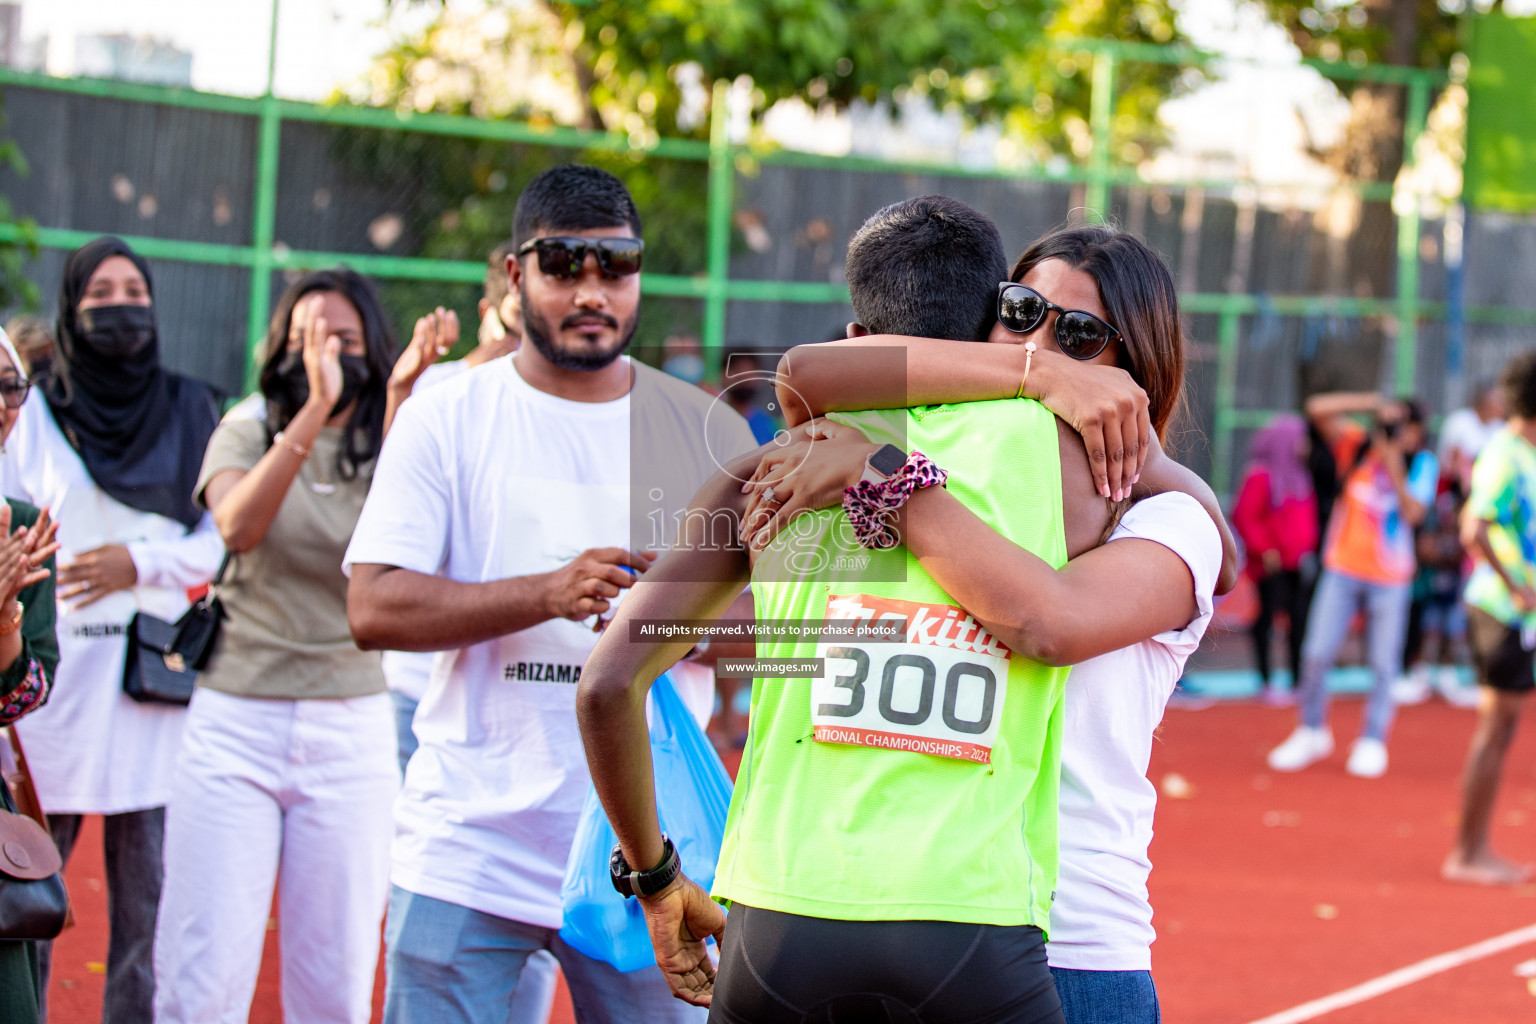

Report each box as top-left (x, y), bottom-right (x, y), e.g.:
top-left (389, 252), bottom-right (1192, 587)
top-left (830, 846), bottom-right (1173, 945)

top-left (517, 236), bottom-right (645, 280)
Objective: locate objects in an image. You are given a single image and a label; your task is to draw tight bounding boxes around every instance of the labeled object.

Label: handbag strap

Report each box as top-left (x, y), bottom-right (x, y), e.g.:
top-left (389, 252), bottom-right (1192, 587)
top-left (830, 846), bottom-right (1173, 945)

top-left (4, 726), bottom-right (49, 830)
top-left (211, 550), bottom-right (232, 589)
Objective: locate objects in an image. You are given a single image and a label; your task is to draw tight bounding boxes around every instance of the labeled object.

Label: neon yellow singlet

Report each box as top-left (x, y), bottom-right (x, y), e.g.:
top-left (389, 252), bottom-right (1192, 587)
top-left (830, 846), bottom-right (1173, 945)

top-left (712, 398), bottom-right (1069, 929)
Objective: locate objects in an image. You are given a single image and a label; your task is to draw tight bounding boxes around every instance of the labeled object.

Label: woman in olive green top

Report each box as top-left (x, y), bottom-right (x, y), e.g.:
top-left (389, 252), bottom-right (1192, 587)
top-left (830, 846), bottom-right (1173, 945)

top-left (153, 270), bottom-right (400, 1024)
top-left (0, 328), bottom-right (63, 1024)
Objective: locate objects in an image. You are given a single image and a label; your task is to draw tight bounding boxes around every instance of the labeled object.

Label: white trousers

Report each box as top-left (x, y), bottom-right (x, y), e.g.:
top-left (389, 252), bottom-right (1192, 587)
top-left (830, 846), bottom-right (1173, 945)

top-left (154, 687), bottom-right (397, 1024)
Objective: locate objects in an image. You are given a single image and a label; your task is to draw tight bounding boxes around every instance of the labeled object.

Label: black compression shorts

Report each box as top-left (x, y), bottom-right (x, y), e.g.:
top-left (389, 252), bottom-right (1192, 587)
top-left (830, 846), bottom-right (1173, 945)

top-left (709, 903), bottom-right (1064, 1024)
top-left (1468, 605), bottom-right (1536, 693)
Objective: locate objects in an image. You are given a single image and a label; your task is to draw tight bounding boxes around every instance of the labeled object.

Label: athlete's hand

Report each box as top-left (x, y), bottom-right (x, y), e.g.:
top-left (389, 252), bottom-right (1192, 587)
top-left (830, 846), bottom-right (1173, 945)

top-left (1029, 350), bottom-right (1151, 502)
top-left (540, 548), bottom-right (655, 622)
top-left (638, 874), bottom-right (726, 1007)
top-left (742, 420), bottom-right (877, 558)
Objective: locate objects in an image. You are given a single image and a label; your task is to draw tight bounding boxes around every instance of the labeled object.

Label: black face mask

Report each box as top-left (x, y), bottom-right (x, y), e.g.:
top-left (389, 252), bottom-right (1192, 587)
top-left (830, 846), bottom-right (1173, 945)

top-left (333, 355), bottom-right (371, 416)
top-left (274, 350), bottom-right (371, 419)
top-left (76, 304), bottom-right (156, 360)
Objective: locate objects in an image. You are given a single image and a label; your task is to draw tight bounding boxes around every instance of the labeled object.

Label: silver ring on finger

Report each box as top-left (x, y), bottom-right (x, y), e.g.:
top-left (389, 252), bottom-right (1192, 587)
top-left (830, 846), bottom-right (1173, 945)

top-left (762, 486), bottom-right (779, 505)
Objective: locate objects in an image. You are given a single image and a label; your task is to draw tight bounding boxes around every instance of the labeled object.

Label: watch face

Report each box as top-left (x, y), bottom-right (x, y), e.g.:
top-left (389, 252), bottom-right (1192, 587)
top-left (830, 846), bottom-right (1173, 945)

top-left (869, 444), bottom-right (907, 478)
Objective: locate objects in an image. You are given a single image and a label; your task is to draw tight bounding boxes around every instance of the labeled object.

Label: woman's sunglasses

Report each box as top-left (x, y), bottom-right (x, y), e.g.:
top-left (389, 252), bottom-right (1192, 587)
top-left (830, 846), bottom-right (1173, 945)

top-left (997, 282), bottom-right (1121, 361)
top-left (0, 373), bottom-right (31, 410)
top-left (516, 236), bottom-right (644, 280)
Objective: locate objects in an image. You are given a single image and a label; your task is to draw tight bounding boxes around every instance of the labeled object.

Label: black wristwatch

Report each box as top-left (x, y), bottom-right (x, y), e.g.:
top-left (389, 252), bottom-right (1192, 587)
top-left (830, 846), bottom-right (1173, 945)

top-left (609, 835), bottom-right (682, 899)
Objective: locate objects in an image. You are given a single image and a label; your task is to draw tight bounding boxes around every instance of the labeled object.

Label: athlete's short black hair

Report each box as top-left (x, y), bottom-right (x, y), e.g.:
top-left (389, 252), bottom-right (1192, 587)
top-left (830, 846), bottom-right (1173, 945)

top-left (512, 165), bottom-right (642, 249)
top-left (1501, 350), bottom-right (1536, 420)
top-left (844, 195), bottom-right (1008, 343)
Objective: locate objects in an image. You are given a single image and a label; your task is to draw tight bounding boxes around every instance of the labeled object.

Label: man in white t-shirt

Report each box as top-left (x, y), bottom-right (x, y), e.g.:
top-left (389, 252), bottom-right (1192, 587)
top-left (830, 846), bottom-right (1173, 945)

top-left (344, 165), bottom-right (757, 1024)
top-left (1440, 380), bottom-right (1506, 492)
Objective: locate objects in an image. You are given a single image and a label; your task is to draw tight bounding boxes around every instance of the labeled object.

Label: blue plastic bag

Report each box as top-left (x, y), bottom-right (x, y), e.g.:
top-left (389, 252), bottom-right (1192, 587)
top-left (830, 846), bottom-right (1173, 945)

top-left (559, 671), bottom-right (734, 971)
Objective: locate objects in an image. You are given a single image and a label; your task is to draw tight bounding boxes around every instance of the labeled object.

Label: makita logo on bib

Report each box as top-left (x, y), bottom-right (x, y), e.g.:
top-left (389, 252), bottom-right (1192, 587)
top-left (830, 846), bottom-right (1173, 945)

top-left (827, 594), bottom-right (1008, 658)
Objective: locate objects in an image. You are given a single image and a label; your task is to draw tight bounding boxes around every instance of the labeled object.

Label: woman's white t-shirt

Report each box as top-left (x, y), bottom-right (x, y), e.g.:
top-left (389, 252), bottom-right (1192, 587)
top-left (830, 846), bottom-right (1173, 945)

top-left (1046, 491), bottom-right (1222, 972)
top-left (0, 397), bottom-right (223, 813)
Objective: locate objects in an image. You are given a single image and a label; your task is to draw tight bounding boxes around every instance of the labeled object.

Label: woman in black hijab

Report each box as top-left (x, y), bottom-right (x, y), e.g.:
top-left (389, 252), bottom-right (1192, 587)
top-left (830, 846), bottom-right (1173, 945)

top-left (2, 236), bottom-right (225, 1022)
top-left (48, 236), bottom-right (219, 530)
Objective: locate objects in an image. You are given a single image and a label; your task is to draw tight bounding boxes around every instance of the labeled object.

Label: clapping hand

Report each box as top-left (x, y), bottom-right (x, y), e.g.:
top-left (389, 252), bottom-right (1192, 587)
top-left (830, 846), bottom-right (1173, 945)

top-left (292, 294), bottom-right (344, 414)
top-left (0, 505), bottom-right (57, 612)
top-left (390, 307), bottom-right (460, 394)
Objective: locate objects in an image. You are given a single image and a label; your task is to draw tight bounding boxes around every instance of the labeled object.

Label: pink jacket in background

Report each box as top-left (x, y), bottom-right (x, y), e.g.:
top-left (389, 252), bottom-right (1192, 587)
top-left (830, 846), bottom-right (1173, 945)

top-left (1233, 467), bottom-right (1319, 578)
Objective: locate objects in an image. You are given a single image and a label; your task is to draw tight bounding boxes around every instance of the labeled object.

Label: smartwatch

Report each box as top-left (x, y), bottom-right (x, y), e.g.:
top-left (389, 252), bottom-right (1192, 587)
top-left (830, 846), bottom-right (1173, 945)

top-left (860, 443), bottom-right (908, 486)
top-left (609, 835), bottom-right (682, 899)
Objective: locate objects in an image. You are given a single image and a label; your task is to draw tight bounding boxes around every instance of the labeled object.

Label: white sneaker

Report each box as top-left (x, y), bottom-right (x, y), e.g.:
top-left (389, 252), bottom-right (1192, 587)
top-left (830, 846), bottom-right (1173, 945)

top-left (1346, 737), bottom-right (1389, 778)
top-left (1268, 726), bottom-right (1334, 772)
top-left (1434, 667), bottom-right (1481, 709)
top-left (1391, 667), bottom-right (1431, 706)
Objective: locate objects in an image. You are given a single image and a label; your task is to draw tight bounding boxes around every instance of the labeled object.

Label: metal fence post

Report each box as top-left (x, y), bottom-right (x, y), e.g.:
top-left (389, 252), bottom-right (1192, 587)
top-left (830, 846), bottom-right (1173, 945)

top-left (1085, 50), bottom-right (1117, 221)
top-left (243, 0), bottom-right (282, 394)
top-left (702, 80), bottom-right (733, 382)
top-left (1394, 74), bottom-right (1430, 399)
top-left (1211, 304), bottom-right (1241, 497)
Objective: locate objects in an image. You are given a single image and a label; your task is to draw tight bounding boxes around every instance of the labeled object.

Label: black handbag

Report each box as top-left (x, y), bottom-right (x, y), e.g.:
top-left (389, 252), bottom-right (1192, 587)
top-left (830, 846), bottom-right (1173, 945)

top-left (0, 731), bottom-right (67, 941)
top-left (122, 552), bottom-right (231, 706)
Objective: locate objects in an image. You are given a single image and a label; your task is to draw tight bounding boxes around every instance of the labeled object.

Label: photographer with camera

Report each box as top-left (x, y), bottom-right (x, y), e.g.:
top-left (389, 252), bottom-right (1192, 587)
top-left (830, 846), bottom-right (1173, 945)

top-left (1271, 396), bottom-right (1437, 779)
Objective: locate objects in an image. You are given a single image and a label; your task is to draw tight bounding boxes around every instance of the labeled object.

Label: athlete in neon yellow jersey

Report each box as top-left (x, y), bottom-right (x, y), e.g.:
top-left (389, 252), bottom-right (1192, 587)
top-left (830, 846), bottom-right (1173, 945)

top-left (579, 197), bottom-right (1223, 1023)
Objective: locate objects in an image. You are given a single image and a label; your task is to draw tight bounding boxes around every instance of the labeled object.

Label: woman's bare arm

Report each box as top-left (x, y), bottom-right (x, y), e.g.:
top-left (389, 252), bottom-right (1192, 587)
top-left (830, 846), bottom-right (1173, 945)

top-left (775, 336), bottom-right (1151, 500)
top-left (898, 487), bottom-right (1199, 665)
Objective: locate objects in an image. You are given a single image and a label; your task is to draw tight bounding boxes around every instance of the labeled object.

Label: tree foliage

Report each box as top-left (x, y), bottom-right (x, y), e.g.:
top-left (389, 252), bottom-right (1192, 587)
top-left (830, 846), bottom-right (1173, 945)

top-left (1257, 0), bottom-right (1464, 70)
top-left (375, 0), bottom-right (1196, 166)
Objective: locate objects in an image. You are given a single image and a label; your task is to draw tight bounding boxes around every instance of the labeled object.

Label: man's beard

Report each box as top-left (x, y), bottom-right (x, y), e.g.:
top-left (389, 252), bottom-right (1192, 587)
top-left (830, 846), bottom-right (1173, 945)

top-left (520, 284), bottom-right (637, 371)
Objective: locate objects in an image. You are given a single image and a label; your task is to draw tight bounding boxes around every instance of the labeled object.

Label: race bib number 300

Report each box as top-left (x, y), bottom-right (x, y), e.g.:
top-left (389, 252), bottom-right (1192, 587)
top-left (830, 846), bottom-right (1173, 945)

top-left (812, 594), bottom-right (1010, 764)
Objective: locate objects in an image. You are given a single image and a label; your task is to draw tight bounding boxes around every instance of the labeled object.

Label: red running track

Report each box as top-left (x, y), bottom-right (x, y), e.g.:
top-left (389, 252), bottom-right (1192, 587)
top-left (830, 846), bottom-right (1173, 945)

top-left (41, 695), bottom-right (1536, 1023)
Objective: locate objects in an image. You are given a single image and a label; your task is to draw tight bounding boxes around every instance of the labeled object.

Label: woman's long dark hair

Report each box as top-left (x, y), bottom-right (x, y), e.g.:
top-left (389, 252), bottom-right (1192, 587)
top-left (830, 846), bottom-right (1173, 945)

top-left (257, 269), bottom-right (395, 480)
top-left (1011, 227), bottom-right (1185, 441)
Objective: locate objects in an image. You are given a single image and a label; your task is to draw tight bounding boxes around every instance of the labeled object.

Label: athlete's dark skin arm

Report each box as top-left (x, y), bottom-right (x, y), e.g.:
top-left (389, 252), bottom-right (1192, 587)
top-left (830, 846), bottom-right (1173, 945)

top-left (578, 454), bottom-right (759, 1008)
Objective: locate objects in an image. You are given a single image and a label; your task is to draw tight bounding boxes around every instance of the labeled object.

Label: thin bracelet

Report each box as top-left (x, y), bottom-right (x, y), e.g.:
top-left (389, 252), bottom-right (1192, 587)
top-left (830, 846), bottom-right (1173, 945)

top-left (1014, 341), bottom-right (1038, 399)
top-left (273, 431), bottom-right (311, 459)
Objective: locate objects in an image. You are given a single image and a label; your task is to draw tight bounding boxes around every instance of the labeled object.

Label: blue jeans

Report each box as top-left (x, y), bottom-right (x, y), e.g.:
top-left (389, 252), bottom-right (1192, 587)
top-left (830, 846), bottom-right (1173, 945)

top-left (1050, 968), bottom-right (1159, 1024)
top-left (383, 886), bottom-right (705, 1024)
top-left (1296, 569), bottom-right (1412, 742)
top-left (390, 690), bottom-right (420, 778)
